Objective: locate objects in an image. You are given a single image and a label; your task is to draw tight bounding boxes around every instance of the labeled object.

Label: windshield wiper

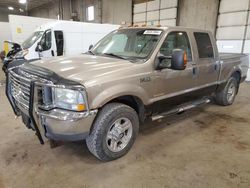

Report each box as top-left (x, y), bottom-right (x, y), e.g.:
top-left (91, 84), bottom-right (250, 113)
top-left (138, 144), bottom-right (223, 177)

top-left (103, 53), bottom-right (127, 60)
top-left (86, 50), bottom-right (95, 55)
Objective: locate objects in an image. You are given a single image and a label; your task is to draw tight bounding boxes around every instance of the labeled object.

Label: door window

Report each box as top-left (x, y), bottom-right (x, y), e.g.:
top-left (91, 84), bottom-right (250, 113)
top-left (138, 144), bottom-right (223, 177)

top-left (159, 31), bottom-right (192, 68)
top-left (194, 32), bottom-right (214, 58)
top-left (54, 31), bottom-right (64, 56)
top-left (40, 30), bottom-right (52, 51)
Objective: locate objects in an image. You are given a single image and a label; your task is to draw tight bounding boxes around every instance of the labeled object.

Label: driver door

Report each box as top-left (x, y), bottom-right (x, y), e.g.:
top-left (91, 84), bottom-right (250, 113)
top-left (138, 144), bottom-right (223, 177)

top-left (39, 29), bottom-right (56, 58)
top-left (153, 31), bottom-right (197, 114)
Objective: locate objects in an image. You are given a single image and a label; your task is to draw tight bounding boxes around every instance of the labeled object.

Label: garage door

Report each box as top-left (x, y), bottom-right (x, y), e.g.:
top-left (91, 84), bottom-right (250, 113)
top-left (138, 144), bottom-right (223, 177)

top-left (133, 0), bottom-right (178, 27)
top-left (216, 0), bottom-right (250, 80)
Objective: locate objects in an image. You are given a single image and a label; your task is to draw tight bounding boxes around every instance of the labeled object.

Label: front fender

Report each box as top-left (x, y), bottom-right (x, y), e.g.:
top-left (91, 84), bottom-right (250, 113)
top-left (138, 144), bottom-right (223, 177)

top-left (89, 83), bottom-right (150, 109)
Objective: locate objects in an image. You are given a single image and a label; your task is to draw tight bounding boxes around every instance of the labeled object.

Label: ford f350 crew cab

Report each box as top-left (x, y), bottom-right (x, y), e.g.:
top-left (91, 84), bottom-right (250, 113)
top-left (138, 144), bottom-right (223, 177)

top-left (6, 27), bottom-right (249, 161)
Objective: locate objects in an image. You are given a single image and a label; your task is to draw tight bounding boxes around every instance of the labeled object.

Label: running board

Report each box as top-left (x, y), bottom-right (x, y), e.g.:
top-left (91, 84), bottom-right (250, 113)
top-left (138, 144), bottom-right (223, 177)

top-left (151, 98), bottom-right (211, 121)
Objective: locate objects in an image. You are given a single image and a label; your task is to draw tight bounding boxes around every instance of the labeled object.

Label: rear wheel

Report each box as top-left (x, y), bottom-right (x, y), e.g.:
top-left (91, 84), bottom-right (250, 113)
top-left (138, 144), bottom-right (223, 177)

top-left (215, 77), bottom-right (238, 106)
top-left (86, 103), bottom-right (139, 161)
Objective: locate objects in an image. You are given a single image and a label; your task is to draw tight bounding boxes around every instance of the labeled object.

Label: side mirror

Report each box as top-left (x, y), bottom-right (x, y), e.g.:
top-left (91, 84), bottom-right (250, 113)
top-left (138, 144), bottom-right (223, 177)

top-left (156, 53), bottom-right (171, 70)
top-left (35, 43), bottom-right (43, 52)
top-left (171, 49), bottom-right (187, 70)
top-left (156, 49), bottom-right (187, 70)
top-left (89, 44), bottom-right (93, 51)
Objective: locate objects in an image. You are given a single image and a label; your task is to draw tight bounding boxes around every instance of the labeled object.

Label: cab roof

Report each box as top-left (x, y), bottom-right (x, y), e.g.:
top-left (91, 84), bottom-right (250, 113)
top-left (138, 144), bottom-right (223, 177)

top-left (118, 25), bottom-right (211, 34)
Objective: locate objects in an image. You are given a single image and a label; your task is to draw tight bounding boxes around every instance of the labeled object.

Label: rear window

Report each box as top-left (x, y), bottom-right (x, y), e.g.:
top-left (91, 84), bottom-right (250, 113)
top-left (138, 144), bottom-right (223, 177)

top-left (194, 32), bottom-right (214, 58)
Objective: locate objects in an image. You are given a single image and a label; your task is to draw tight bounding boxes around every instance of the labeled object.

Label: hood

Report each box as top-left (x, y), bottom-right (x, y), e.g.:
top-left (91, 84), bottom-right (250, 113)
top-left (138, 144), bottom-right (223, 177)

top-left (29, 54), bottom-right (137, 83)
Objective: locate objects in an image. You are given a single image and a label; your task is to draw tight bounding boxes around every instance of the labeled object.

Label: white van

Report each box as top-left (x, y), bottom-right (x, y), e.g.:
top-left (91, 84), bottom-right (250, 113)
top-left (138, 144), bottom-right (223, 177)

top-left (15, 21), bottom-right (120, 60)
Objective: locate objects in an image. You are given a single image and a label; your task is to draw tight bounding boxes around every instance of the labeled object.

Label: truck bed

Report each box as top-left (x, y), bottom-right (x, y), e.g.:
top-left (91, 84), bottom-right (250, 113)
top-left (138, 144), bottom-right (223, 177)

top-left (219, 53), bottom-right (249, 82)
top-left (219, 53), bottom-right (248, 60)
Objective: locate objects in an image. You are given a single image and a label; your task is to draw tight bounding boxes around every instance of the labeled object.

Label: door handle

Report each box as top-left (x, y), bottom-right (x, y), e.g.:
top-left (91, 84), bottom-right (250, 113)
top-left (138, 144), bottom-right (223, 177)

top-left (214, 64), bottom-right (218, 71)
top-left (51, 50), bottom-right (55, 56)
top-left (193, 67), bottom-right (197, 75)
top-left (214, 61), bottom-right (221, 71)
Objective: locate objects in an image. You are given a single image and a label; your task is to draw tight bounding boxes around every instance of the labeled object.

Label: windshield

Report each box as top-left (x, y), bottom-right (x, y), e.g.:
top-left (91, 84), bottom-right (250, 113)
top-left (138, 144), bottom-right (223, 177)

top-left (22, 31), bottom-right (44, 49)
top-left (91, 28), bottom-right (163, 60)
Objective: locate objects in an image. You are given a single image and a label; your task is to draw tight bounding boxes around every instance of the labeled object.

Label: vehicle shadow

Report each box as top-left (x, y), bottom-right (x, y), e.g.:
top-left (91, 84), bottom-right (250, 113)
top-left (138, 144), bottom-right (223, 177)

top-left (62, 104), bottom-right (213, 163)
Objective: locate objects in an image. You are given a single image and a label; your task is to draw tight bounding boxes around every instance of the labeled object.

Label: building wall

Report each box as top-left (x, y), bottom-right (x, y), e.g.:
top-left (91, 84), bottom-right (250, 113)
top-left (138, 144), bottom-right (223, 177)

top-left (216, 0), bottom-right (250, 81)
top-left (178, 0), bottom-right (219, 34)
top-left (81, 0), bottom-right (102, 23)
top-left (29, 1), bottom-right (59, 19)
top-left (0, 7), bottom-right (25, 22)
top-left (72, 0), bottom-right (86, 22)
top-left (0, 9), bottom-right (9, 22)
top-left (102, 0), bottom-right (132, 25)
top-left (28, 0), bottom-right (132, 24)
top-left (29, 0), bottom-right (72, 20)
top-left (216, 0), bottom-right (250, 53)
top-left (0, 22), bottom-right (11, 51)
top-left (133, 0), bottom-right (178, 26)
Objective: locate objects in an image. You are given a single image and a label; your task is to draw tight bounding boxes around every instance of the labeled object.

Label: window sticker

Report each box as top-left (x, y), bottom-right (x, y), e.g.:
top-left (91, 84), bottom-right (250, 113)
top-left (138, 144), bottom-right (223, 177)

top-left (143, 30), bottom-right (162, 35)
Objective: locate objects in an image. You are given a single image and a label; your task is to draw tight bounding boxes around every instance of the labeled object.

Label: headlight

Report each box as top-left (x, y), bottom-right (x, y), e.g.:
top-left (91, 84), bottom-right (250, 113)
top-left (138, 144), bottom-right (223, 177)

top-left (53, 88), bottom-right (86, 112)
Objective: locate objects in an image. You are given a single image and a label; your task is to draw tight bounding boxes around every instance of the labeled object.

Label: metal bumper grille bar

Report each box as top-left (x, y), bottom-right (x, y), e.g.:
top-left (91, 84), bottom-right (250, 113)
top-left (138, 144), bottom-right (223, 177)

top-left (7, 69), bottom-right (45, 144)
top-left (9, 70), bottom-right (31, 111)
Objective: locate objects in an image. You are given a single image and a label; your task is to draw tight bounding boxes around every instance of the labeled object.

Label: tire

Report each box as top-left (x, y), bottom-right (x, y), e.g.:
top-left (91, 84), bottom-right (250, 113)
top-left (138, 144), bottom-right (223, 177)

top-left (215, 77), bottom-right (238, 106)
top-left (86, 103), bottom-right (139, 161)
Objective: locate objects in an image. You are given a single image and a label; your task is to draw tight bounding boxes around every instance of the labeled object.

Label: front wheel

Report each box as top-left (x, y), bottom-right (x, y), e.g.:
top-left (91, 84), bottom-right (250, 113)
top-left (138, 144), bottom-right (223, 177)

top-left (86, 103), bottom-right (139, 161)
top-left (215, 77), bottom-right (238, 106)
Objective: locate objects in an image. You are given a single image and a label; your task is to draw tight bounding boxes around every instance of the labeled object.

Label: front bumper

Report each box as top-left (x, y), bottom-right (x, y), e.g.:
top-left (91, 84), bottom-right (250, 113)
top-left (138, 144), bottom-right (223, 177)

top-left (38, 108), bottom-right (97, 141)
top-left (6, 70), bottom-right (98, 143)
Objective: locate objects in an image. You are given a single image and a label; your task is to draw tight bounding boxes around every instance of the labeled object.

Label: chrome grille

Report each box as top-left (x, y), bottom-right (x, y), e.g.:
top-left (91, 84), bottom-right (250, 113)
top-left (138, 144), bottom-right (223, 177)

top-left (9, 70), bottom-right (32, 110)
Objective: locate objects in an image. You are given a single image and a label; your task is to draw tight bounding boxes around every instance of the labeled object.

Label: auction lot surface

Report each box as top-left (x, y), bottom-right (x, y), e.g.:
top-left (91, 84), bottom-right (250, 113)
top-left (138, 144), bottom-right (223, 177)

top-left (0, 83), bottom-right (250, 188)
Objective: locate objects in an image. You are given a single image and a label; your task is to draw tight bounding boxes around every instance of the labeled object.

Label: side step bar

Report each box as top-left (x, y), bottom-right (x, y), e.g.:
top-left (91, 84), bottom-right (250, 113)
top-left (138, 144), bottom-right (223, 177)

top-left (151, 98), bottom-right (211, 121)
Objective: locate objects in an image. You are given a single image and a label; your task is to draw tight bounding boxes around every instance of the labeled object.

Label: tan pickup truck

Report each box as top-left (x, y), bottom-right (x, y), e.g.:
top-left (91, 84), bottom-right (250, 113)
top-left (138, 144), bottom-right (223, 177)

top-left (6, 26), bottom-right (249, 161)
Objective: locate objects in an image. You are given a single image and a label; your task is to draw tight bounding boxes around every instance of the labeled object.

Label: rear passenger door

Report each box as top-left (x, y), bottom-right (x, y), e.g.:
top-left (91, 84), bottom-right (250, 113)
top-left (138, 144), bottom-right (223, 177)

top-left (193, 32), bottom-right (220, 93)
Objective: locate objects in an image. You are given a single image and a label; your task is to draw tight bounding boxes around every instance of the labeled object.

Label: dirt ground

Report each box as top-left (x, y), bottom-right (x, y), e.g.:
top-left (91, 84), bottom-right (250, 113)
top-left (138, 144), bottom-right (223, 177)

top-left (0, 83), bottom-right (250, 188)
